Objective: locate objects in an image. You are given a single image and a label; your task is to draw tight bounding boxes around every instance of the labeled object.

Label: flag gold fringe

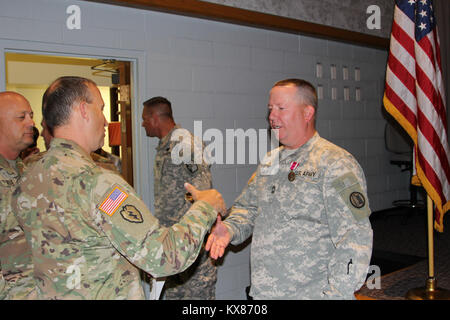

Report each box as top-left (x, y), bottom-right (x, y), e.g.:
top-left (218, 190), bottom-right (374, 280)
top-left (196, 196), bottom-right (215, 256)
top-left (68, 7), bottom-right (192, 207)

top-left (384, 94), bottom-right (449, 232)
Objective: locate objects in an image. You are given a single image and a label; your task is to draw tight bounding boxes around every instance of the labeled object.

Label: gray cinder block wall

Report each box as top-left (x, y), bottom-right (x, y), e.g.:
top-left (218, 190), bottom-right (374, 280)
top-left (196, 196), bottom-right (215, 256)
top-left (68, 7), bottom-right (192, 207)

top-left (0, 0), bottom-right (406, 299)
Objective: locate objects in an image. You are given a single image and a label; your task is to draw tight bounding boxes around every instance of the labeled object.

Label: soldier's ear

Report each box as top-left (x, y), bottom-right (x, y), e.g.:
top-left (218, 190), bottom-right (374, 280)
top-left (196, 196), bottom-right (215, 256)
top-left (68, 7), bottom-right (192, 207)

top-left (304, 105), bottom-right (315, 122)
top-left (78, 101), bottom-right (89, 121)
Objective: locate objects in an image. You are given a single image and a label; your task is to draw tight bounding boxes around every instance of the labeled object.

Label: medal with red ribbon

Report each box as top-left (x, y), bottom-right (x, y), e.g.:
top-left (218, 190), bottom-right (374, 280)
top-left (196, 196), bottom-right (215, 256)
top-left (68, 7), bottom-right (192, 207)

top-left (288, 161), bottom-right (299, 182)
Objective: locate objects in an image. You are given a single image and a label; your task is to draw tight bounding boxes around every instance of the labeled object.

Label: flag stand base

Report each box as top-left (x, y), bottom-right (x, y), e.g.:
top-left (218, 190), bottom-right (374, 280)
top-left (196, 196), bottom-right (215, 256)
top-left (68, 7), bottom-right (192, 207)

top-left (406, 277), bottom-right (450, 300)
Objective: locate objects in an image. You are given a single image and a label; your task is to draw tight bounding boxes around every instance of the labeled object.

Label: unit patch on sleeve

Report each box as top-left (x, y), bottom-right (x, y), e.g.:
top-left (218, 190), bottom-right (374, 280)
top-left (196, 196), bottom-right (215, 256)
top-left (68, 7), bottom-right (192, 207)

top-left (349, 191), bottom-right (366, 208)
top-left (185, 164), bottom-right (198, 174)
top-left (120, 205), bottom-right (144, 223)
top-left (332, 172), bottom-right (370, 221)
top-left (99, 186), bottom-right (129, 216)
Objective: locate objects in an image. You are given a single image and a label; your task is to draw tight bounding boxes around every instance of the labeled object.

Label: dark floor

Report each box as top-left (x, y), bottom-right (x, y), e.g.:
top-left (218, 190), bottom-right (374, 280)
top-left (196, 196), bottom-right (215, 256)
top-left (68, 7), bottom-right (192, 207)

top-left (356, 206), bottom-right (450, 300)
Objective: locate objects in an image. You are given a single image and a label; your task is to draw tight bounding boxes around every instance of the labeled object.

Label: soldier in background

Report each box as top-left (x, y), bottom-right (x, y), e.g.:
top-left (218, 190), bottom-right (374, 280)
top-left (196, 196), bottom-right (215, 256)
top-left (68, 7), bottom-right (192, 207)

top-left (19, 126), bottom-right (40, 161)
top-left (12, 76), bottom-right (225, 299)
top-left (93, 148), bottom-right (122, 173)
top-left (0, 92), bottom-right (35, 299)
top-left (206, 79), bottom-right (373, 299)
top-left (142, 96), bottom-right (217, 299)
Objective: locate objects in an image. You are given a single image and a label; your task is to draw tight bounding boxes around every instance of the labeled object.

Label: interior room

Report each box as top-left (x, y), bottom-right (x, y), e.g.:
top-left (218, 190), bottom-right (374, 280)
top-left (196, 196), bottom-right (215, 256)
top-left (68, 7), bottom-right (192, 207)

top-left (5, 53), bottom-right (116, 154)
top-left (0, 0), bottom-right (449, 301)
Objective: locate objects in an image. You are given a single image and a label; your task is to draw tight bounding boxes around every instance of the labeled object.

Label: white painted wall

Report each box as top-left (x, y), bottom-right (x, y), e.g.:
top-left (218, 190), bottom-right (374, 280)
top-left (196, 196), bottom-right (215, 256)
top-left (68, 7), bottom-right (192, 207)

top-left (0, 0), bottom-right (408, 299)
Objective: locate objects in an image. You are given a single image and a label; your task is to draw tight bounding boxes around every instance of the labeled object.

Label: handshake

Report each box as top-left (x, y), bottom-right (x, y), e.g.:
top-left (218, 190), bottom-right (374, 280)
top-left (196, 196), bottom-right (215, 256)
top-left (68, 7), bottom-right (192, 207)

top-left (184, 183), bottom-right (231, 260)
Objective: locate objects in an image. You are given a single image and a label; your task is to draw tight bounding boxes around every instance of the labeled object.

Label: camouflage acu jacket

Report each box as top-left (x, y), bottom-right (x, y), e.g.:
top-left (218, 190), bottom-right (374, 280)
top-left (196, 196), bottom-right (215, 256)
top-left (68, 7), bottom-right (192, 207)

top-left (154, 125), bottom-right (212, 227)
top-left (224, 132), bottom-right (373, 299)
top-left (0, 155), bottom-right (34, 299)
top-left (12, 138), bottom-right (217, 299)
top-left (25, 150), bottom-right (119, 174)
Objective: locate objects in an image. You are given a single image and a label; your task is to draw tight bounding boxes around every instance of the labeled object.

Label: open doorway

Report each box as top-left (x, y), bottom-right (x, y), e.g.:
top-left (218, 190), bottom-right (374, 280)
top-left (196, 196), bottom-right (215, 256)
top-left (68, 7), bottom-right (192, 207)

top-left (5, 52), bottom-right (134, 186)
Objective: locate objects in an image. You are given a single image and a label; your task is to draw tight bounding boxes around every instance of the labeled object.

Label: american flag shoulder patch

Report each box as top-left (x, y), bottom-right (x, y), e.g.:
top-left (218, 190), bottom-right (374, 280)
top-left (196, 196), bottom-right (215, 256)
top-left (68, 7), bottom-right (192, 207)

top-left (99, 186), bottom-right (129, 216)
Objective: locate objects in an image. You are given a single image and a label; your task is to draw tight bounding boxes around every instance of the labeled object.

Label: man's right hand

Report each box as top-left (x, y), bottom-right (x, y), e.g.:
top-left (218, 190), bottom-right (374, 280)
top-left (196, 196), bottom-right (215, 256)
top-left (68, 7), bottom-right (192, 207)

top-left (184, 183), bottom-right (226, 215)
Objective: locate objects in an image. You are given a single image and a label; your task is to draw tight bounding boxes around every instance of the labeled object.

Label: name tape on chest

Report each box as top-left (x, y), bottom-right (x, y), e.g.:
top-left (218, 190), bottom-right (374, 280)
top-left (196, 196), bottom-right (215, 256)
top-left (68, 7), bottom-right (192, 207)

top-left (99, 186), bottom-right (129, 216)
top-left (288, 168), bottom-right (318, 182)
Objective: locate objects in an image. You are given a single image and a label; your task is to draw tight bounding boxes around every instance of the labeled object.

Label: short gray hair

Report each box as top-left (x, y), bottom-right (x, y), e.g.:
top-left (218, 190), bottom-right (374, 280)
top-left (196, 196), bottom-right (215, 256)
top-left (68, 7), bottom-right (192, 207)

top-left (273, 78), bottom-right (318, 111)
top-left (43, 76), bottom-right (97, 134)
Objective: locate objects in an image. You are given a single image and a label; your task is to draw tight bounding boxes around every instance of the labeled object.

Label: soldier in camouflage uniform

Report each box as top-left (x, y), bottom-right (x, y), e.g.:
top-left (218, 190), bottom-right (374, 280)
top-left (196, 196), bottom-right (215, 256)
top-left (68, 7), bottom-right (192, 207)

top-left (207, 79), bottom-right (373, 299)
top-left (11, 77), bottom-right (224, 299)
top-left (0, 92), bottom-right (36, 299)
top-left (142, 97), bottom-right (217, 299)
top-left (21, 119), bottom-right (53, 167)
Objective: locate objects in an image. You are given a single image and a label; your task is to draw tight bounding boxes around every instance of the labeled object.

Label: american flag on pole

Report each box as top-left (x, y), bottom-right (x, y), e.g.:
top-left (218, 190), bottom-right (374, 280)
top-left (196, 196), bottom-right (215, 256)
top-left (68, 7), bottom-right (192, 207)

top-left (384, 0), bottom-right (450, 231)
top-left (99, 186), bottom-right (129, 216)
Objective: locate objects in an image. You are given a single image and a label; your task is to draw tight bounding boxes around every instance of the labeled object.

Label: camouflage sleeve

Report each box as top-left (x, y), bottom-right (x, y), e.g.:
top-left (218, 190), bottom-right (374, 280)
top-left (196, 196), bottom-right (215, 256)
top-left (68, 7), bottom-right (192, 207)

top-left (184, 133), bottom-right (212, 191)
top-left (0, 267), bottom-right (5, 299)
top-left (223, 171), bottom-right (259, 245)
top-left (158, 132), bottom-right (213, 225)
top-left (322, 157), bottom-right (373, 299)
top-left (178, 160), bottom-right (212, 220)
top-left (187, 163), bottom-right (212, 191)
top-left (1, 183), bottom-right (10, 300)
top-left (175, 144), bottom-right (212, 192)
top-left (91, 171), bottom-right (217, 278)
